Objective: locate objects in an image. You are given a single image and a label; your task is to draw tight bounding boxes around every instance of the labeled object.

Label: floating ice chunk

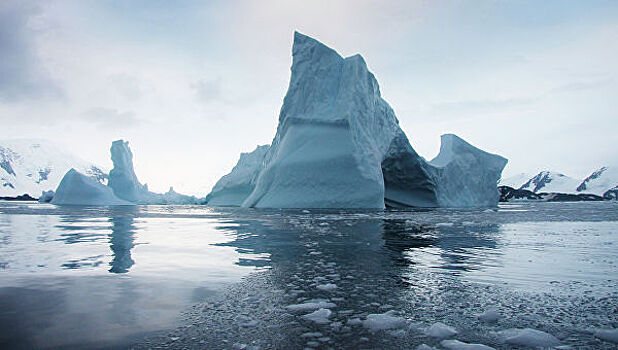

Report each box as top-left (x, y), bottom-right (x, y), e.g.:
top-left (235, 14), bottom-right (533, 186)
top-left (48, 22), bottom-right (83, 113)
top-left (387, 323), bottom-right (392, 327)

top-left (301, 332), bottom-right (323, 338)
top-left (316, 283), bottom-right (338, 291)
top-left (594, 329), bottom-right (618, 344)
top-left (347, 318), bottom-right (362, 326)
top-left (51, 169), bottom-right (131, 206)
top-left (425, 322), bottom-right (458, 338)
top-left (478, 308), bottom-right (501, 323)
top-left (498, 328), bottom-right (561, 348)
top-left (440, 339), bottom-right (496, 350)
top-left (363, 311), bottom-right (407, 331)
top-left (435, 222), bottom-right (454, 227)
top-left (286, 300), bottom-right (336, 312)
top-left (302, 308), bottom-right (332, 324)
top-left (416, 344), bottom-right (438, 350)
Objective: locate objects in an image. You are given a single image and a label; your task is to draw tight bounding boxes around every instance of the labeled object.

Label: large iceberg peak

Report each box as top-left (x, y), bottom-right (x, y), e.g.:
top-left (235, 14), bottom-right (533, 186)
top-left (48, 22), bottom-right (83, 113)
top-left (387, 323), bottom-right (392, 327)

top-left (210, 32), bottom-right (508, 208)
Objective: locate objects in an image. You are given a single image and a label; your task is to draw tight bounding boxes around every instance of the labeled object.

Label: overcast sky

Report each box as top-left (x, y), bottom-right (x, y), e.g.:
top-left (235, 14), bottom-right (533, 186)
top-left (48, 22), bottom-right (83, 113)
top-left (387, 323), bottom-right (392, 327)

top-left (1, 0), bottom-right (617, 195)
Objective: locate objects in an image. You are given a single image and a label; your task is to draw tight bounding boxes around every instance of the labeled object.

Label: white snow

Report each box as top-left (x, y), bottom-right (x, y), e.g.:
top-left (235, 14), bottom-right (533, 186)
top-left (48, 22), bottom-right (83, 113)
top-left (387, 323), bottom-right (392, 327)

top-left (594, 328), bottom-right (618, 344)
top-left (207, 32), bottom-right (507, 209)
top-left (498, 328), bottom-right (561, 347)
top-left (425, 322), bottom-right (458, 338)
top-left (499, 172), bottom-right (533, 188)
top-left (519, 171), bottom-right (580, 193)
top-left (440, 340), bottom-right (495, 350)
top-left (577, 166), bottom-right (618, 196)
top-left (51, 169), bottom-right (131, 206)
top-left (362, 311), bottom-right (407, 331)
top-left (302, 308), bottom-right (332, 324)
top-left (0, 139), bottom-right (105, 197)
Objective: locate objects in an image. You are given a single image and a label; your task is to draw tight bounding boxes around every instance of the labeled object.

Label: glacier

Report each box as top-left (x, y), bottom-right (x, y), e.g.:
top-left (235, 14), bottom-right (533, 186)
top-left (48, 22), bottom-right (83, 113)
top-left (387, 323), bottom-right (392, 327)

top-left (207, 32), bottom-right (507, 208)
top-left (51, 169), bottom-right (130, 205)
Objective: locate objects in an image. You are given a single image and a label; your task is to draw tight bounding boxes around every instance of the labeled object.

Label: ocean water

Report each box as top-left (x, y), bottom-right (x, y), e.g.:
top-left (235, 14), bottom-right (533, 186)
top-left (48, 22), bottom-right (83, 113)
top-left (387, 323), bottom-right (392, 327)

top-left (0, 201), bottom-right (616, 349)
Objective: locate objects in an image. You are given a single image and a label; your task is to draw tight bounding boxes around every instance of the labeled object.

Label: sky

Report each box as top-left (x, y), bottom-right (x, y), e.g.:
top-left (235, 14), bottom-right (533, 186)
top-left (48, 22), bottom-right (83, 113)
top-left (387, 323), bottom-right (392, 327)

top-left (1, 0), bottom-right (617, 195)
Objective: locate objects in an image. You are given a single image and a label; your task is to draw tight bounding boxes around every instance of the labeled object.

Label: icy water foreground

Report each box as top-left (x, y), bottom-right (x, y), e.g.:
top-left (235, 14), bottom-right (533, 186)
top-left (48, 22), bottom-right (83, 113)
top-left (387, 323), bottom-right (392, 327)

top-left (0, 202), bottom-right (617, 349)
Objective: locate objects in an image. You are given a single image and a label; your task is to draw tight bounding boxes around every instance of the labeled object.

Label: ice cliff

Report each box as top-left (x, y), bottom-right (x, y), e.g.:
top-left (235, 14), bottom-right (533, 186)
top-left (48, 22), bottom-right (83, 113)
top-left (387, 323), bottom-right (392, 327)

top-left (207, 32), bottom-right (507, 208)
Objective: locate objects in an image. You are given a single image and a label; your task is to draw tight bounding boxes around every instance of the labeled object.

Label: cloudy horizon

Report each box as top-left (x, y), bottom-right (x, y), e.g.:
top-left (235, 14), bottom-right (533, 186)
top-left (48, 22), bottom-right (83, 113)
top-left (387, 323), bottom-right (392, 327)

top-left (1, 0), bottom-right (617, 195)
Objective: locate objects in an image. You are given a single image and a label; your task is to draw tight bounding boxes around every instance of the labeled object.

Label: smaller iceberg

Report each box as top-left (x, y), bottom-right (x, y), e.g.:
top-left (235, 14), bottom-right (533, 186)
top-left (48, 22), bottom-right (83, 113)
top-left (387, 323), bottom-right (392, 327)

top-left (51, 169), bottom-right (131, 205)
top-left (51, 140), bottom-right (197, 206)
top-left (205, 145), bottom-right (269, 206)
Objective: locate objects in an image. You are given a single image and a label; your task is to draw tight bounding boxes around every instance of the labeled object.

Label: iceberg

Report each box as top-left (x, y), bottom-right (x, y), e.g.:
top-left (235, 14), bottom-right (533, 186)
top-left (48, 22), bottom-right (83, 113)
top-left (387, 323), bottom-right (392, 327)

top-left (51, 169), bottom-right (130, 205)
top-left (205, 145), bottom-right (269, 206)
top-left (52, 140), bottom-right (197, 206)
top-left (209, 32), bottom-right (507, 208)
top-left (108, 140), bottom-right (149, 203)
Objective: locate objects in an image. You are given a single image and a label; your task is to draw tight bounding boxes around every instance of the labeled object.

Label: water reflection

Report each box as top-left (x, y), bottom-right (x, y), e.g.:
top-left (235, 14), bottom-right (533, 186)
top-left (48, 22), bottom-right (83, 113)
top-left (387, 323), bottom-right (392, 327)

top-left (108, 207), bottom-right (138, 273)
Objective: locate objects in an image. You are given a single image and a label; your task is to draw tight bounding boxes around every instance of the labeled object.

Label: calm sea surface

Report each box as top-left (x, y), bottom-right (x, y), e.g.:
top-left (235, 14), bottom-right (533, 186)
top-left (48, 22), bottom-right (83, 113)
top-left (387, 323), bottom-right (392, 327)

top-left (0, 201), bottom-right (616, 349)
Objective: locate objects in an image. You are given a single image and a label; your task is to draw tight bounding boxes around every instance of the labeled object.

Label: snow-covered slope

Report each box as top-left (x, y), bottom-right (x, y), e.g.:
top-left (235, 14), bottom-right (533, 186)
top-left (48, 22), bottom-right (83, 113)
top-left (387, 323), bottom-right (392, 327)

top-left (0, 139), bottom-right (105, 198)
top-left (576, 166), bottom-right (618, 197)
top-left (209, 32), bottom-right (506, 209)
top-left (499, 173), bottom-right (533, 189)
top-left (205, 145), bottom-right (269, 206)
top-left (51, 169), bottom-right (130, 205)
top-left (519, 171), bottom-right (580, 193)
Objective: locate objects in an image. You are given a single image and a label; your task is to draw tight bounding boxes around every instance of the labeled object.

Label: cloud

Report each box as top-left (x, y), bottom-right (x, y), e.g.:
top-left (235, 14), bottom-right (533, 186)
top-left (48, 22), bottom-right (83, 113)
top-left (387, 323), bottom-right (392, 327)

top-left (191, 78), bottom-right (222, 103)
top-left (0, 2), bottom-right (63, 102)
top-left (81, 107), bottom-right (140, 129)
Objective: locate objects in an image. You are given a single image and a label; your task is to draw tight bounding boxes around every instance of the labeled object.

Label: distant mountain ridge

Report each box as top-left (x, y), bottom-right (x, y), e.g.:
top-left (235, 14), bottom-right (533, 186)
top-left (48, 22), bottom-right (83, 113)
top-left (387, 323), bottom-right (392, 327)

top-left (0, 139), bottom-right (106, 198)
top-left (500, 167), bottom-right (618, 199)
